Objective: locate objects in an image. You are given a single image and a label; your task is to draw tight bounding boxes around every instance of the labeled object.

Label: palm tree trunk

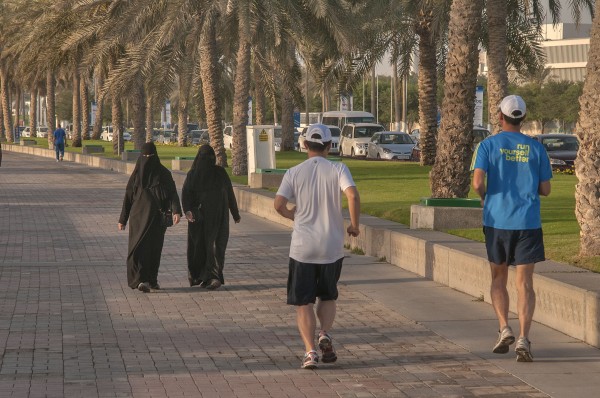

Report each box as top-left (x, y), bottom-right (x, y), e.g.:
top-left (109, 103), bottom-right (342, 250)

top-left (111, 87), bottom-right (124, 155)
top-left (80, 77), bottom-right (90, 140)
top-left (46, 71), bottom-right (56, 147)
top-left (177, 70), bottom-right (191, 147)
top-left (0, 96), bottom-right (4, 140)
top-left (91, 74), bottom-right (104, 140)
top-left (430, 0), bottom-right (483, 198)
top-left (15, 90), bottom-right (21, 136)
top-left (146, 95), bottom-right (154, 143)
top-left (416, 10), bottom-right (438, 166)
top-left (72, 68), bottom-right (82, 147)
top-left (575, 9), bottom-right (600, 256)
top-left (132, 80), bottom-right (146, 150)
top-left (1, 65), bottom-right (14, 142)
top-left (232, 4), bottom-right (251, 176)
top-left (281, 44), bottom-right (295, 151)
top-left (281, 88), bottom-right (294, 150)
top-left (200, 12), bottom-right (226, 167)
top-left (253, 59), bottom-right (266, 125)
top-left (30, 89), bottom-right (38, 138)
top-left (487, 0), bottom-right (508, 134)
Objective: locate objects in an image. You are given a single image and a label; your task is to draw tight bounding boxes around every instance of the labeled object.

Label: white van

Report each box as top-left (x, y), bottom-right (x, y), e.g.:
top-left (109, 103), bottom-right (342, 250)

top-left (321, 111), bottom-right (376, 129)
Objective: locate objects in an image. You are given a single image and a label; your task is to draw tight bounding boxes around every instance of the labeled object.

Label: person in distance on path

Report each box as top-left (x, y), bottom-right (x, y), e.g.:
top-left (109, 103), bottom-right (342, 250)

top-left (274, 124), bottom-right (360, 369)
top-left (471, 95), bottom-right (552, 362)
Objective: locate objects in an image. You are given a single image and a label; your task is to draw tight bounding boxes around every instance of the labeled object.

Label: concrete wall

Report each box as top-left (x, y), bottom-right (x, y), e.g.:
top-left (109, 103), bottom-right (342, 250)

top-left (4, 142), bottom-right (600, 348)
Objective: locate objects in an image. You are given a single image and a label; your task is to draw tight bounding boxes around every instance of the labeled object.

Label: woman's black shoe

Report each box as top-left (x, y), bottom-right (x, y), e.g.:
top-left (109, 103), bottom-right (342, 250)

top-left (206, 279), bottom-right (222, 290)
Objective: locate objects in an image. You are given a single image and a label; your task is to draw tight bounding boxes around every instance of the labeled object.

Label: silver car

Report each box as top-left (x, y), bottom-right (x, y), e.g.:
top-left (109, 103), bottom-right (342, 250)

top-left (366, 131), bottom-right (416, 160)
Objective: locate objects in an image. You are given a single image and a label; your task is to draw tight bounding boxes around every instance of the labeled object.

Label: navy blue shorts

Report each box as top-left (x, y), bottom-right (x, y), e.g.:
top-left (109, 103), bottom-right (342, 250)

top-left (287, 258), bottom-right (343, 306)
top-left (483, 226), bottom-right (545, 266)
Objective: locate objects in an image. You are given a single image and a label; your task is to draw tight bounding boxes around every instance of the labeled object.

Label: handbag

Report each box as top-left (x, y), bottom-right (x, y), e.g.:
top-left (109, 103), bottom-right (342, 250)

top-left (148, 188), bottom-right (173, 228)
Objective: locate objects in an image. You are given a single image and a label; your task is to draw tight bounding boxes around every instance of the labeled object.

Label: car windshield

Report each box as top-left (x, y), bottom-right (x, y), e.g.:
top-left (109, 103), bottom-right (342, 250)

top-left (347, 116), bottom-right (376, 124)
top-left (381, 133), bottom-right (413, 144)
top-left (542, 136), bottom-right (579, 152)
top-left (355, 126), bottom-right (383, 138)
top-left (330, 127), bottom-right (340, 137)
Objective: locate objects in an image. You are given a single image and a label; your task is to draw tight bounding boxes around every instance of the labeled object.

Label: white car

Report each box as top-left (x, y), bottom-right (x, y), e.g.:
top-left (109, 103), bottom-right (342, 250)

top-left (298, 125), bottom-right (340, 153)
top-left (366, 131), bottom-right (416, 160)
top-left (21, 126), bottom-right (48, 138)
top-left (339, 123), bottom-right (385, 157)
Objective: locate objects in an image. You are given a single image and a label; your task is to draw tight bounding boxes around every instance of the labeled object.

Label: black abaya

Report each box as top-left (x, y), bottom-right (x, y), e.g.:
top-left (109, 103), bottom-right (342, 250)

top-left (119, 144), bottom-right (181, 289)
top-left (182, 145), bottom-right (240, 285)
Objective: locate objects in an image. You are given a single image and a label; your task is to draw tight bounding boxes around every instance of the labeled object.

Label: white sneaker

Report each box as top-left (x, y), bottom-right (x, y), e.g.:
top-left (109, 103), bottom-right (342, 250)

top-left (492, 326), bottom-right (515, 354)
top-left (515, 337), bottom-right (533, 362)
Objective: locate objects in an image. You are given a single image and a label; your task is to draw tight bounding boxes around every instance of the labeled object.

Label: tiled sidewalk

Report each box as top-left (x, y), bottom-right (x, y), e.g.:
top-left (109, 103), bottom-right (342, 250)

top-left (0, 152), bottom-right (547, 397)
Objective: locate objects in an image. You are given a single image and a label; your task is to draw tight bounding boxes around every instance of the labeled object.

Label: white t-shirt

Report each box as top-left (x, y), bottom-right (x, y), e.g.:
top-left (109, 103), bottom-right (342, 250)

top-left (276, 156), bottom-right (356, 263)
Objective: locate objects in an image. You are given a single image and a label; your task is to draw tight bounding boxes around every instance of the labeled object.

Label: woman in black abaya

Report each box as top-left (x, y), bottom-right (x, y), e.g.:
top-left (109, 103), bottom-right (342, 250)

top-left (118, 142), bottom-right (182, 292)
top-left (183, 144), bottom-right (240, 290)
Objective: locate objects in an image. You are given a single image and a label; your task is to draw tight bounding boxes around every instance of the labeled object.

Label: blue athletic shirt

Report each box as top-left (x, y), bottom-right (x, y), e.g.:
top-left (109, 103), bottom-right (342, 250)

top-left (54, 128), bottom-right (66, 145)
top-left (470, 131), bottom-right (552, 230)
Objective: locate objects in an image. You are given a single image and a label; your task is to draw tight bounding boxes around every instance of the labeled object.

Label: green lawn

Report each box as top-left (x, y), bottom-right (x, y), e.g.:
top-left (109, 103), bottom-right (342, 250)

top-left (28, 137), bottom-right (598, 272)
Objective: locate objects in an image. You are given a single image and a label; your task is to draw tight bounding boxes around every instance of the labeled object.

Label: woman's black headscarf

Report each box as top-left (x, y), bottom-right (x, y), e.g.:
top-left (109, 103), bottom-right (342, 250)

top-left (133, 142), bottom-right (161, 188)
top-left (189, 144), bottom-right (217, 190)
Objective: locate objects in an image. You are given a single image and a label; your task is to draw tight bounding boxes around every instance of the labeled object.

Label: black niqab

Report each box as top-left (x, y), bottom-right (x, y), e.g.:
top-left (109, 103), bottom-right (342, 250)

top-left (189, 144), bottom-right (217, 190)
top-left (135, 142), bottom-right (161, 188)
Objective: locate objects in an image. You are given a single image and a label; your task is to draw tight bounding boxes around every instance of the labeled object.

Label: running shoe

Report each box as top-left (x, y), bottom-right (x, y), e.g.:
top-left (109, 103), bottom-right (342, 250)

top-left (515, 337), bottom-right (533, 362)
top-left (492, 326), bottom-right (515, 354)
top-left (318, 333), bottom-right (337, 363)
top-left (301, 351), bottom-right (319, 369)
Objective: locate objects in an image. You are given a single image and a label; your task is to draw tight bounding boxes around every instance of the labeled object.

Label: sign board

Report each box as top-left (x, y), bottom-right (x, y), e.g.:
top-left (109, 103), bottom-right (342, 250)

top-left (246, 125), bottom-right (276, 178)
top-left (248, 96), bottom-right (253, 125)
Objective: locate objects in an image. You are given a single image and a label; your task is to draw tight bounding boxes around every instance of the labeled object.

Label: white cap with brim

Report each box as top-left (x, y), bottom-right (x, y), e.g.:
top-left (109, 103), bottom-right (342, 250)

top-left (305, 124), bottom-right (332, 145)
top-left (500, 95), bottom-right (526, 118)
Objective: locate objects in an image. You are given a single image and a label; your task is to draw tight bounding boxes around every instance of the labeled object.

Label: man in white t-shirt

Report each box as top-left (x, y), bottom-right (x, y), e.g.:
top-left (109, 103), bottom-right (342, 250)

top-left (274, 123), bottom-right (360, 370)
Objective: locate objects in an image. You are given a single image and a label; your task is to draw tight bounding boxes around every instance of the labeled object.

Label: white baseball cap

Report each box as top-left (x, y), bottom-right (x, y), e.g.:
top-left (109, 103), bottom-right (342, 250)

top-left (499, 95), bottom-right (526, 118)
top-left (304, 124), bottom-right (332, 144)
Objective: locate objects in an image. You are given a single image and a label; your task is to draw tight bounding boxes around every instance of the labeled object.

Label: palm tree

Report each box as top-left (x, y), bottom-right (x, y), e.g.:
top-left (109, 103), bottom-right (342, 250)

top-left (200, 7), bottom-right (227, 167)
top-left (0, 64), bottom-right (13, 142)
top-left (29, 89), bottom-right (38, 138)
top-left (430, 0), bottom-right (484, 198)
top-left (575, 5), bottom-right (600, 256)
top-left (486, 0), bottom-right (508, 135)
top-left (46, 70), bottom-right (57, 146)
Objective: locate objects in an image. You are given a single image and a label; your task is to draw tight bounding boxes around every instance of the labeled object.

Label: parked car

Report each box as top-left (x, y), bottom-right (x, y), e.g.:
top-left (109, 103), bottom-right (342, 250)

top-left (173, 123), bottom-right (200, 135)
top-left (366, 131), bottom-right (416, 160)
top-left (298, 125), bottom-right (340, 153)
top-left (223, 125), bottom-right (233, 149)
top-left (188, 129), bottom-right (210, 145)
top-left (157, 130), bottom-right (176, 143)
top-left (472, 128), bottom-right (490, 147)
top-left (274, 129), bottom-right (301, 152)
top-left (533, 133), bottom-right (579, 170)
top-left (411, 128), bottom-right (490, 161)
top-left (101, 126), bottom-right (113, 141)
top-left (123, 130), bottom-right (132, 141)
top-left (21, 126), bottom-right (49, 138)
top-left (339, 123), bottom-right (385, 157)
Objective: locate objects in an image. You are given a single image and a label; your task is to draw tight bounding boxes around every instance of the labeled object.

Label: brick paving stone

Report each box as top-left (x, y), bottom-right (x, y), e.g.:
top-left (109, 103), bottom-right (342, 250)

top-left (0, 152), bottom-right (549, 397)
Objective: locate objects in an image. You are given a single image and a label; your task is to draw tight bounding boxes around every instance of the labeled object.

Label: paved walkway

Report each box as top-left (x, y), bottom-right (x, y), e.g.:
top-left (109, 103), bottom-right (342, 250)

top-left (0, 151), bottom-right (599, 398)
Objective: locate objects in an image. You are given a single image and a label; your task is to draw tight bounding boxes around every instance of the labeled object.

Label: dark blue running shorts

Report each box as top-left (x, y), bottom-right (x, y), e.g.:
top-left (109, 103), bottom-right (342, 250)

top-left (287, 257), bottom-right (343, 306)
top-left (483, 226), bottom-right (545, 266)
